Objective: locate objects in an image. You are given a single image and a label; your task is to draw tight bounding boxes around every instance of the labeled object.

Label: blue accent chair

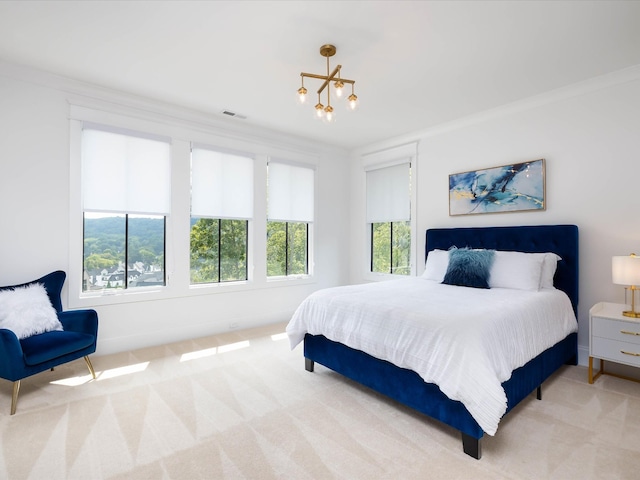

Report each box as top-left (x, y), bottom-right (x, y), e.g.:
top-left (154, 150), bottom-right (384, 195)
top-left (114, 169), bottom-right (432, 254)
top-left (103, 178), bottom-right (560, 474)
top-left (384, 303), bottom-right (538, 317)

top-left (0, 271), bottom-right (98, 414)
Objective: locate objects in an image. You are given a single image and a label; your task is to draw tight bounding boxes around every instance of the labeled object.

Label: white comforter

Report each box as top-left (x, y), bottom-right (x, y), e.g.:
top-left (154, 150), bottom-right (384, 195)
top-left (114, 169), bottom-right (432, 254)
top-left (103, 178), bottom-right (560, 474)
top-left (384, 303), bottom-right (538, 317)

top-left (286, 277), bottom-right (578, 435)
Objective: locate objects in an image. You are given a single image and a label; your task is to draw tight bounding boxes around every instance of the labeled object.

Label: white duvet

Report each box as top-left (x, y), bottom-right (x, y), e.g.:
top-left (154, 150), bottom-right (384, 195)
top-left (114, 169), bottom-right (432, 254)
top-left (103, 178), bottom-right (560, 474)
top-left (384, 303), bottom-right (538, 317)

top-left (286, 277), bottom-right (578, 435)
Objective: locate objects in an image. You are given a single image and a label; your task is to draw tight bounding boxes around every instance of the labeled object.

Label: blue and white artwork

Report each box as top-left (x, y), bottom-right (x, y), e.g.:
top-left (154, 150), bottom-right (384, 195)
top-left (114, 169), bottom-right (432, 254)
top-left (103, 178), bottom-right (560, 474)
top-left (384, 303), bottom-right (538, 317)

top-left (449, 159), bottom-right (545, 216)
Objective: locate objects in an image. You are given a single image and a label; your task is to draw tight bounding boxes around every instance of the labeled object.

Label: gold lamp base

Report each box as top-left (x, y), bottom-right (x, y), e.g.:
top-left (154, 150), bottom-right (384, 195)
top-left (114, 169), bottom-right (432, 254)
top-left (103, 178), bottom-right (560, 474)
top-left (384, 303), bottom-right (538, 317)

top-left (622, 284), bottom-right (640, 317)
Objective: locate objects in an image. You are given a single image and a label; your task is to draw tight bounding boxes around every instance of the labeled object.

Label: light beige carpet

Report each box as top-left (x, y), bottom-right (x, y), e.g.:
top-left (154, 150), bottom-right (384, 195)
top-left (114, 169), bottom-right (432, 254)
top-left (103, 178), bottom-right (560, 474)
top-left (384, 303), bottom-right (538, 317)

top-left (1, 322), bottom-right (640, 479)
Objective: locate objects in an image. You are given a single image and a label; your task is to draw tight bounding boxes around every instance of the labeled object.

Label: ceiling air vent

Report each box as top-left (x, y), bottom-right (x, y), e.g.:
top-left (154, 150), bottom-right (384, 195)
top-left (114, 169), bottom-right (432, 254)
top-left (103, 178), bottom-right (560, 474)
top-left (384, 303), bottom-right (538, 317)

top-left (221, 110), bottom-right (247, 120)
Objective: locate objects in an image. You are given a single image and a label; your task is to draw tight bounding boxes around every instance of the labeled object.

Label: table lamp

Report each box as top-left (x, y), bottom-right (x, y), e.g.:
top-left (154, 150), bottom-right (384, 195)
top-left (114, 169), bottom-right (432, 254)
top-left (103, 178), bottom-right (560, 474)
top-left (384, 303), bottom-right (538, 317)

top-left (612, 254), bottom-right (640, 318)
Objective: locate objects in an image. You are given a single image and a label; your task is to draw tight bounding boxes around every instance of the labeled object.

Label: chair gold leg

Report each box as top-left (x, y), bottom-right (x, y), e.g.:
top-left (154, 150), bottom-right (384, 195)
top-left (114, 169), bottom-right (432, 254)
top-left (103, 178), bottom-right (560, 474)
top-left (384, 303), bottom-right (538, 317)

top-left (11, 380), bottom-right (20, 415)
top-left (84, 356), bottom-right (96, 379)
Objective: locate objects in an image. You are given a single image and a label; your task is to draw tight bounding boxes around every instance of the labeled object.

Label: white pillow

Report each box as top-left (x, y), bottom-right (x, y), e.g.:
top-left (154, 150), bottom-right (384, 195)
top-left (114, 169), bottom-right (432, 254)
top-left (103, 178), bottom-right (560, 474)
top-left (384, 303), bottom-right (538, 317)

top-left (422, 249), bottom-right (450, 281)
top-left (489, 251), bottom-right (546, 291)
top-left (541, 253), bottom-right (562, 289)
top-left (0, 283), bottom-right (63, 339)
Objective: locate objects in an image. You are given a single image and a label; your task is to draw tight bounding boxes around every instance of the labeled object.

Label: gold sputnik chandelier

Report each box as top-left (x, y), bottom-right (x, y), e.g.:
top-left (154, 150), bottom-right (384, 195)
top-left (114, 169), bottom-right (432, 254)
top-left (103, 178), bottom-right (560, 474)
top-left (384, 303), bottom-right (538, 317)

top-left (297, 44), bottom-right (358, 123)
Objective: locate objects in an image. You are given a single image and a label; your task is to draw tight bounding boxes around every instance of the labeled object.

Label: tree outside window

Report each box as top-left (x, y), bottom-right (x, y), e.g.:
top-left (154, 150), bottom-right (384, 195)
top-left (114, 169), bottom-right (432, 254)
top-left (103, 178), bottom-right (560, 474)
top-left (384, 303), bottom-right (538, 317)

top-left (267, 221), bottom-right (308, 276)
top-left (371, 221), bottom-right (410, 275)
top-left (190, 218), bottom-right (248, 283)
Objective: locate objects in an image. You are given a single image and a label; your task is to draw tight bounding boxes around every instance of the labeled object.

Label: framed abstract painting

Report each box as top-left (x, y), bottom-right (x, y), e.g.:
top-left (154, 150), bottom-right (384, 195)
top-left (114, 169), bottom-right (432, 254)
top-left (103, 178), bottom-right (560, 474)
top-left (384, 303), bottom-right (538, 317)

top-left (449, 159), bottom-right (545, 216)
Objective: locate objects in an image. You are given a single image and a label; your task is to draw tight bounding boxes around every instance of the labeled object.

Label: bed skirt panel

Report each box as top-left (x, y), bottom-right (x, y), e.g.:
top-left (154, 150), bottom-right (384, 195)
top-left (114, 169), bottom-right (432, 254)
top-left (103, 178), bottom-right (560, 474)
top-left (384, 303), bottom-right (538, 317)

top-left (303, 333), bottom-right (484, 439)
top-left (503, 332), bottom-right (577, 412)
top-left (304, 331), bottom-right (577, 439)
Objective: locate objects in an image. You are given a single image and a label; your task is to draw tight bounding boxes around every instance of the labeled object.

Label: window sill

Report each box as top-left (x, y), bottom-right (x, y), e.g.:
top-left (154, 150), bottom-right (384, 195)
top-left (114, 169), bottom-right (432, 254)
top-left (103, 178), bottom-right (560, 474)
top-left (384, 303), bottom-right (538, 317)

top-left (267, 274), bottom-right (313, 283)
top-left (69, 275), bottom-right (316, 308)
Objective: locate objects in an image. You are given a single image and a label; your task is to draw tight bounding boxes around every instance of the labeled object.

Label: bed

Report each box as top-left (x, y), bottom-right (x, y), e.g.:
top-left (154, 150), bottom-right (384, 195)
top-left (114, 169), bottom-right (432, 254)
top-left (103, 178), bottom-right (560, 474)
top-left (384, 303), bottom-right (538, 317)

top-left (287, 224), bottom-right (579, 459)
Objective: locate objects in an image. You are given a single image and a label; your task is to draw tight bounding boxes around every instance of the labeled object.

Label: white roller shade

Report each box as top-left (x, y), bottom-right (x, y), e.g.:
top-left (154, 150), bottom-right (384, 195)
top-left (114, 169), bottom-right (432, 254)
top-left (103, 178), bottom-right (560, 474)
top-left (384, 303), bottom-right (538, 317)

top-left (191, 147), bottom-right (253, 219)
top-left (366, 163), bottom-right (410, 223)
top-left (268, 162), bottom-right (314, 222)
top-left (82, 127), bottom-right (171, 214)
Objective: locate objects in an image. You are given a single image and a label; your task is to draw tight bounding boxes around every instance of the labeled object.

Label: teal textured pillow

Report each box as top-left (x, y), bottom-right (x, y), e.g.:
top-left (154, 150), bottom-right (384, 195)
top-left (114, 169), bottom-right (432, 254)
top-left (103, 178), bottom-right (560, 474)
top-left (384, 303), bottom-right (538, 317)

top-left (442, 248), bottom-right (496, 289)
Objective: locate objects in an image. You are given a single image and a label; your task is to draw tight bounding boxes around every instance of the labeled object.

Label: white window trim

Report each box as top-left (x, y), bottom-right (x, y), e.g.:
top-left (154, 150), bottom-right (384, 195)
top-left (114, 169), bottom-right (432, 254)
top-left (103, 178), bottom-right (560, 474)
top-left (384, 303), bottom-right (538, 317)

top-left (69, 115), bottom-right (184, 308)
top-left (361, 142), bottom-right (418, 281)
top-left (266, 157), bottom-right (316, 280)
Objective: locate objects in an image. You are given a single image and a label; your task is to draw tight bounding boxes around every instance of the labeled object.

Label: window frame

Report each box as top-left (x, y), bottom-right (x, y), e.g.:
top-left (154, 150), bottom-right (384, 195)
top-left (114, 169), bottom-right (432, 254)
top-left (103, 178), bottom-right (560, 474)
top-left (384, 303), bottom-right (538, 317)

top-left (266, 220), bottom-right (310, 277)
top-left (83, 212), bottom-right (167, 292)
top-left (266, 160), bottom-right (315, 280)
top-left (189, 144), bottom-right (254, 286)
top-left (370, 220), bottom-right (412, 275)
top-left (190, 218), bottom-right (249, 285)
top-left (75, 120), bottom-right (172, 300)
top-left (362, 143), bottom-right (418, 281)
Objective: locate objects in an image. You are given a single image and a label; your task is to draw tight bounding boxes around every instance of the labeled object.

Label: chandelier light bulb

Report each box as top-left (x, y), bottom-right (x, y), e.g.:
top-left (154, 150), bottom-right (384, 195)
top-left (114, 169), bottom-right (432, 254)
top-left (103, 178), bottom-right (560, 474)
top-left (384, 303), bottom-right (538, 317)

top-left (348, 93), bottom-right (358, 110)
top-left (323, 105), bottom-right (335, 123)
top-left (315, 102), bottom-right (324, 118)
top-left (334, 80), bottom-right (344, 98)
top-left (297, 86), bottom-right (308, 105)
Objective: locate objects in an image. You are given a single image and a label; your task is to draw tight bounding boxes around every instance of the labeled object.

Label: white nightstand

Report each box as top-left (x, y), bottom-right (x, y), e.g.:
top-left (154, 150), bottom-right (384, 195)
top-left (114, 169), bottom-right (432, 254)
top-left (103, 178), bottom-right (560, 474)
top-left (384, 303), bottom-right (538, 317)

top-left (589, 302), bottom-right (640, 384)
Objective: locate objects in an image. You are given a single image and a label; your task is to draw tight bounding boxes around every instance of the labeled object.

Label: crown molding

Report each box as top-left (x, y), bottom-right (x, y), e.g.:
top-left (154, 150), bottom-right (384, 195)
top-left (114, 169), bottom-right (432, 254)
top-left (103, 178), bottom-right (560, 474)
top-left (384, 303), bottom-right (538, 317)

top-left (0, 59), bottom-right (347, 158)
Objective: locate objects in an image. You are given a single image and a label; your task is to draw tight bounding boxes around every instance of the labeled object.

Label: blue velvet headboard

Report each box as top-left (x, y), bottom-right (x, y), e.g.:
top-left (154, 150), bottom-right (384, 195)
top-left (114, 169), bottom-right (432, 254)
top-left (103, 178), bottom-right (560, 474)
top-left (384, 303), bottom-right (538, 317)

top-left (426, 225), bottom-right (579, 313)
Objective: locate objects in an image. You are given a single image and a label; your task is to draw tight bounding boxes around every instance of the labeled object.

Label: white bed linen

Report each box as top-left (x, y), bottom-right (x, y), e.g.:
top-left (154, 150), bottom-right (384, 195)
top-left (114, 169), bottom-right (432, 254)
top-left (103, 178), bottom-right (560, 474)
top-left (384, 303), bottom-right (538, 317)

top-left (286, 277), bottom-right (578, 436)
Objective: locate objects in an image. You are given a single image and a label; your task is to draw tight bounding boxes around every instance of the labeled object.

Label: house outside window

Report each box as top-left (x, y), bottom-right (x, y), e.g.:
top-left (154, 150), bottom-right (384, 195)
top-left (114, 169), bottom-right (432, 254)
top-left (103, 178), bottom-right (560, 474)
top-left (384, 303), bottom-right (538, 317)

top-left (267, 161), bottom-right (314, 277)
top-left (81, 125), bottom-right (170, 292)
top-left (190, 146), bottom-right (253, 284)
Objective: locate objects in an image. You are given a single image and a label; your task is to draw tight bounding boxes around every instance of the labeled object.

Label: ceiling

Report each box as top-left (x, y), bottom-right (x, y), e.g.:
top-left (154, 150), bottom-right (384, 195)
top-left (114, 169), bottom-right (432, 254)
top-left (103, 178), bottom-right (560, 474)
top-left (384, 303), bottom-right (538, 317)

top-left (1, 1), bottom-right (640, 150)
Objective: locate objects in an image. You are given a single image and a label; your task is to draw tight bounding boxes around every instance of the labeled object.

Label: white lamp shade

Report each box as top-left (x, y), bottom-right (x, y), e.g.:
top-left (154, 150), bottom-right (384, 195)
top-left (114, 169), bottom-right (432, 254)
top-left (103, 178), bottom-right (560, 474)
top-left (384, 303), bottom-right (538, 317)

top-left (612, 255), bottom-right (640, 286)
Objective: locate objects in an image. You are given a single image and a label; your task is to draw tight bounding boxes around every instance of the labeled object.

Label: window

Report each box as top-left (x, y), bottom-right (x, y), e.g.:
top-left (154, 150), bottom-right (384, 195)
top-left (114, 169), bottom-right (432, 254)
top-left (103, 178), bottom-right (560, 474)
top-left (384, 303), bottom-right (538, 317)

top-left (366, 162), bottom-right (411, 275)
top-left (190, 146), bottom-right (253, 284)
top-left (266, 221), bottom-right (308, 276)
top-left (81, 126), bottom-right (170, 292)
top-left (267, 162), bottom-right (314, 277)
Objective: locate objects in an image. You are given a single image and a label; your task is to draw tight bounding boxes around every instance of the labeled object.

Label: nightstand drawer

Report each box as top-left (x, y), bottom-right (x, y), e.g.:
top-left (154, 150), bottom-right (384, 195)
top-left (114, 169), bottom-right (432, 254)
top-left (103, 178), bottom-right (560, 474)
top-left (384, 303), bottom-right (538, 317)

top-left (592, 336), bottom-right (640, 368)
top-left (592, 316), bottom-right (640, 345)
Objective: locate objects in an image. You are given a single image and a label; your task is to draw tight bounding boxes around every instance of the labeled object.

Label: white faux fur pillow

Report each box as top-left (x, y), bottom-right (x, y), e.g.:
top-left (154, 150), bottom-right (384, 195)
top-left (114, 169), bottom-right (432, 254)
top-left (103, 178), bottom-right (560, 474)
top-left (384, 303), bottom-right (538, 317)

top-left (0, 283), bottom-right (63, 339)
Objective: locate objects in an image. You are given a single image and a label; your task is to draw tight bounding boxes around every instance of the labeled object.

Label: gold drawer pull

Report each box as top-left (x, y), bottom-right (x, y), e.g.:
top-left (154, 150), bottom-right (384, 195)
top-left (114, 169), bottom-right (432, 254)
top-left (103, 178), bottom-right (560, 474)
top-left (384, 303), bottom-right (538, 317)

top-left (621, 350), bottom-right (640, 357)
top-left (621, 330), bottom-right (640, 336)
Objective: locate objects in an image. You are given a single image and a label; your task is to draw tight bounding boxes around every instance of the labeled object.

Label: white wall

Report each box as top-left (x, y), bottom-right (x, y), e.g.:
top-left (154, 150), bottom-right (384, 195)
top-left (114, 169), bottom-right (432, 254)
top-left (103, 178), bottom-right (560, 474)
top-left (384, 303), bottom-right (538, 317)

top-left (3, 59), bottom-right (640, 363)
top-left (350, 67), bottom-right (640, 364)
top-left (0, 63), bottom-right (351, 355)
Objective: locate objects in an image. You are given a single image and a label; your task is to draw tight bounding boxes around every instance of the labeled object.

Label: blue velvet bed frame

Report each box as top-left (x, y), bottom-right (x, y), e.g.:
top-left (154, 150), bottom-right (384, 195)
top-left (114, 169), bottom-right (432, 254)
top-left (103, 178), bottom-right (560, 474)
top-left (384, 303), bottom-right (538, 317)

top-left (303, 224), bottom-right (579, 459)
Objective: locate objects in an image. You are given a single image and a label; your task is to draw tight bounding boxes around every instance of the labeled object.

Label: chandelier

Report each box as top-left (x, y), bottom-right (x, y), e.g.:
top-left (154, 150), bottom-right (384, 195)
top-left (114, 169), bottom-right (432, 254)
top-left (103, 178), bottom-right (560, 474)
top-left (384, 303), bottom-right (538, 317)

top-left (297, 44), bottom-right (358, 123)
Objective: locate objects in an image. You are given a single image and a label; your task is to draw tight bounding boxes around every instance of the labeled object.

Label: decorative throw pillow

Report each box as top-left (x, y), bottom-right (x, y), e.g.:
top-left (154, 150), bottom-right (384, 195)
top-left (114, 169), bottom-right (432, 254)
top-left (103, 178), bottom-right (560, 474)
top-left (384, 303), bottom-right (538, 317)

top-left (422, 249), bottom-right (450, 281)
top-left (442, 248), bottom-right (495, 289)
top-left (0, 283), bottom-right (63, 339)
